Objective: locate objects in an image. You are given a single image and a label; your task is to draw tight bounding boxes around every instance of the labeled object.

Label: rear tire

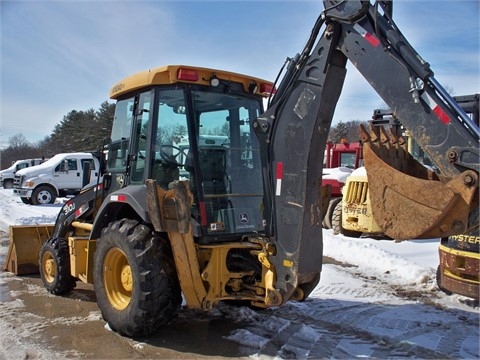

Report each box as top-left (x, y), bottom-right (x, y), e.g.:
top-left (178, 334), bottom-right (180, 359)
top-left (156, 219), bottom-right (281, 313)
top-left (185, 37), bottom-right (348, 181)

top-left (332, 200), bottom-right (362, 237)
top-left (3, 179), bottom-right (13, 189)
top-left (32, 185), bottom-right (56, 205)
top-left (20, 197), bottom-right (33, 205)
top-left (39, 238), bottom-right (76, 295)
top-left (93, 219), bottom-right (181, 337)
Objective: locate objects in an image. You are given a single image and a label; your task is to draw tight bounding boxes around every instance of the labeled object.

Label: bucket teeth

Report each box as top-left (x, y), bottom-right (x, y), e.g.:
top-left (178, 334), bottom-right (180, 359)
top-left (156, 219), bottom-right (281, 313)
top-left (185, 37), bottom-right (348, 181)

top-left (360, 122), bottom-right (478, 240)
top-left (378, 125), bottom-right (390, 145)
top-left (359, 123), bottom-right (371, 143)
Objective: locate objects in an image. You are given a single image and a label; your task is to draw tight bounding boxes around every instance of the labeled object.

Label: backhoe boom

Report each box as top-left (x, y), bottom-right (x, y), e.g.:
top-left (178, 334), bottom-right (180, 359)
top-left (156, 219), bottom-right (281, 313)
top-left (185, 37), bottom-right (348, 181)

top-left (254, 0), bottom-right (479, 299)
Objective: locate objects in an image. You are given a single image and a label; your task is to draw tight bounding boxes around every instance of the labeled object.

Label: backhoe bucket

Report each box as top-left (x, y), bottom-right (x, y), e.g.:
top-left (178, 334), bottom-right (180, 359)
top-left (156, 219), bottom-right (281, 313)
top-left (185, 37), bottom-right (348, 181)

top-left (4, 225), bottom-right (54, 275)
top-left (360, 124), bottom-right (478, 240)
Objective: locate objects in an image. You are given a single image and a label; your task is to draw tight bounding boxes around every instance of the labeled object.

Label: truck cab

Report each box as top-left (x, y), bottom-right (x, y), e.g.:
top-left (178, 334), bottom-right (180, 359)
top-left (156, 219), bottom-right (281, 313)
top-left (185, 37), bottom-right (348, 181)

top-left (0, 158), bottom-right (43, 188)
top-left (13, 152), bottom-right (100, 205)
top-left (321, 140), bottom-right (362, 229)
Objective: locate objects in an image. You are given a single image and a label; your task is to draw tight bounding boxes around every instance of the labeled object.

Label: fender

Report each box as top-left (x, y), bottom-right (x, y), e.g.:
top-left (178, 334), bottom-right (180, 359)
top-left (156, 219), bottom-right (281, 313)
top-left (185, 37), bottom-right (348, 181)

top-left (90, 185), bottom-right (151, 239)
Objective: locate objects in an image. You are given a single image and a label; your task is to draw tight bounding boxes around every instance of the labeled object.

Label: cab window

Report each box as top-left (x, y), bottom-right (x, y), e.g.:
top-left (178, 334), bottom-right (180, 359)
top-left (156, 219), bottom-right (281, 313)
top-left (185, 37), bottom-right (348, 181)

top-left (129, 91), bottom-right (152, 184)
top-left (55, 159), bottom-right (77, 172)
top-left (108, 97), bottom-right (134, 171)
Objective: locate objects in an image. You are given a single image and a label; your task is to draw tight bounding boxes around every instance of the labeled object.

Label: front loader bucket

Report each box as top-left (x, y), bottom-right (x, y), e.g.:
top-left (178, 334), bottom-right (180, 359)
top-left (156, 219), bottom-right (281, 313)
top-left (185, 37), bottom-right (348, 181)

top-left (4, 225), bottom-right (54, 275)
top-left (360, 124), bottom-right (478, 240)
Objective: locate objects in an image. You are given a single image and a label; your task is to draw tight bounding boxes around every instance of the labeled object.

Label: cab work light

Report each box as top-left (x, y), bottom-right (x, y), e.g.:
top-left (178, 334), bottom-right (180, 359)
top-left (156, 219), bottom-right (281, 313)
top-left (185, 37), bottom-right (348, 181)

top-left (260, 83), bottom-right (275, 94)
top-left (177, 68), bottom-right (199, 82)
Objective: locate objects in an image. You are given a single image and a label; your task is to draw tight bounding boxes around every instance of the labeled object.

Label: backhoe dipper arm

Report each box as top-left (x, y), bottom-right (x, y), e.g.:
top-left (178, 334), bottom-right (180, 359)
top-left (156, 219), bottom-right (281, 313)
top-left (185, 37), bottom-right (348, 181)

top-left (253, 1), bottom-right (479, 302)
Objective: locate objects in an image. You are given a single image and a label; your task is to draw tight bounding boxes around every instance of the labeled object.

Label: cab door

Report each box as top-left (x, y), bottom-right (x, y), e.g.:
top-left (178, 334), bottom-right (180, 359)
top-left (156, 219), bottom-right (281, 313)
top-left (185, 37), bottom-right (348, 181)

top-left (105, 91), bottom-right (152, 195)
top-left (54, 157), bottom-right (81, 189)
top-left (127, 91), bottom-right (152, 185)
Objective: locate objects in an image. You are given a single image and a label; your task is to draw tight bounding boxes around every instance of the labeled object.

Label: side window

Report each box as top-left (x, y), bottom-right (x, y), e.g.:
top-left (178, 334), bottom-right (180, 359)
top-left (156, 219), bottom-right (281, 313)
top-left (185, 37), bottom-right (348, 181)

top-left (67, 159), bottom-right (78, 171)
top-left (340, 153), bottom-right (355, 168)
top-left (54, 159), bottom-right (77, 172)
top-left (108, 97), bottom-right (134, 171)
top-left (129, 92), bottom-right (152, 184)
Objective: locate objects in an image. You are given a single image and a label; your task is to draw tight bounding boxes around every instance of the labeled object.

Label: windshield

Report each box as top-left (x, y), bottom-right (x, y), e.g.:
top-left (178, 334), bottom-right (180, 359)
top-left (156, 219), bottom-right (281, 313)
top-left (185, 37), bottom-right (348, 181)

top-left (195, 90), bottom-right (264, 236)
top-left (155, 88), bottom-right (265, 237)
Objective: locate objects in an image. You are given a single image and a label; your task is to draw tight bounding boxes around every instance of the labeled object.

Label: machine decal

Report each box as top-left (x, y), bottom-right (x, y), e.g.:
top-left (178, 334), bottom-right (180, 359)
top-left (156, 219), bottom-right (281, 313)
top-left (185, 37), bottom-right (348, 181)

top-left (209, 222), bottom-right (225, 232)
top-left (353, 23), bottom-right (379, 47)
top-left (63, 201), bottom-right (76, 216)
top-left (239, 213), bottom-right (249, 223)
top-left (421, 92), bottom-right (450, 124)
top-left (199, 201), bottom-right (207, 226)
top-left (110, 194), bottom-right (127, 202)
top-left (283, 259), bottom-right (294, 268)
top-left (276, 162), bottom-right (283, 196)
top-left (74, 203), bottom-right (89, 218)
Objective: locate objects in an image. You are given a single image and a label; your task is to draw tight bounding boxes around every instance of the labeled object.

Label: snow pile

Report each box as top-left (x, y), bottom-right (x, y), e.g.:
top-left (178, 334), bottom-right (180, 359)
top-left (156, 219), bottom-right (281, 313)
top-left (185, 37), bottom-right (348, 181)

top-left (322, 166), bottom-right (353, 182)
top-left (0, 189), bottom-right (61, 230)
top-left (323, 231), bottom-right (437, 286)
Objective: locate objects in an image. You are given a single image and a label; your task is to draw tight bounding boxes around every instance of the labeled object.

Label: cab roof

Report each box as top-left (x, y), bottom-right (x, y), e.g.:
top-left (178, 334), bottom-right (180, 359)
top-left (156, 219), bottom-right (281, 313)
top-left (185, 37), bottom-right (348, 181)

top-left (110, 65), bottom-right (273, 99)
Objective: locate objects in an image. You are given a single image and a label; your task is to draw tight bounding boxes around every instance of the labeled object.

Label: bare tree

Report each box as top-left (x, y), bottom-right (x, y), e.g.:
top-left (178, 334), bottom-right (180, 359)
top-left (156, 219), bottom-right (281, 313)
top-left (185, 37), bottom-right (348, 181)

top-left (329, 120), bottom-right (367, 143)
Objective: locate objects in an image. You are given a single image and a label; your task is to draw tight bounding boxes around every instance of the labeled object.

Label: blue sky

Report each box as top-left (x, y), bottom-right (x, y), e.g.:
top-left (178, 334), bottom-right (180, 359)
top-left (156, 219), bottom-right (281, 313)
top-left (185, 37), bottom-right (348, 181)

top-left (1, 0), bottom-right (479, 148)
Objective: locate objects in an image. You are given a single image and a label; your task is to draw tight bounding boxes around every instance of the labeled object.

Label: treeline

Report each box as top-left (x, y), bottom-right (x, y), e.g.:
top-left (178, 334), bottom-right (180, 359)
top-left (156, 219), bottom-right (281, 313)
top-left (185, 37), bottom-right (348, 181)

top-left (328, 120), bottom-right (368, 144)
top-left (1, 101), bottom-right (115, 169)
top-left (1, 100), bottom-right (366, 170)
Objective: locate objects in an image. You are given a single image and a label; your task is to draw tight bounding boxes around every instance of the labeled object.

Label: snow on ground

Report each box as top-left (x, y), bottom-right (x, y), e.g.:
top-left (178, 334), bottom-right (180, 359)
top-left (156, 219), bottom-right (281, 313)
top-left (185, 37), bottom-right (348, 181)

top-left (0, 187), bottom-right (478, 359)
top-left (0, 189), bottom-right (62, 229)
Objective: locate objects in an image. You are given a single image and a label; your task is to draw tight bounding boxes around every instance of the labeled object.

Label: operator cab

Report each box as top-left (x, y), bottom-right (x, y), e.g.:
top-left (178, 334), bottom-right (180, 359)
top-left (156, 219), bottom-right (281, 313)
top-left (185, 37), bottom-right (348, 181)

top-left (106, 66), bottom-right (272, 242)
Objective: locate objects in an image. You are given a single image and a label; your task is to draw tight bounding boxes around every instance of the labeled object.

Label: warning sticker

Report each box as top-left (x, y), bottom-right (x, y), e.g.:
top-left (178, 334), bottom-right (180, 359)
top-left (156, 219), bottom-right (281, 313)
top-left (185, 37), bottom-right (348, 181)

top-left (209, 222), bottom-right (225, 232)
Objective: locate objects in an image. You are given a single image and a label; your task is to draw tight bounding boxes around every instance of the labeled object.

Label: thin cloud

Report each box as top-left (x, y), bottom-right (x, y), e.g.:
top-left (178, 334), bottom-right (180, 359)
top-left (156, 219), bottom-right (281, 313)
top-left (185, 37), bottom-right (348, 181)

top-left (1, 0), bottom-right (478, 145)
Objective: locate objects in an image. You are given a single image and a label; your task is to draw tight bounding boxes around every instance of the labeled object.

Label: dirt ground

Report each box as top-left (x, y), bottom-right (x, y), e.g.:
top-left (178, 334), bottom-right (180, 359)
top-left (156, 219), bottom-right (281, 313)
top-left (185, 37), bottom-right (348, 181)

top-left (1, 272), bottom-right (253, 359)
top-left (0, 248), bottom-right (350, 360)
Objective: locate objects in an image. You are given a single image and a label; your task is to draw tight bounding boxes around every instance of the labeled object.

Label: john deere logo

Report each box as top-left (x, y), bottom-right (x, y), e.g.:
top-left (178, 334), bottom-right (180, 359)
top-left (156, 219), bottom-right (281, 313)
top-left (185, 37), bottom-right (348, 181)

top-left (239, 213), bottom-right (249, 223)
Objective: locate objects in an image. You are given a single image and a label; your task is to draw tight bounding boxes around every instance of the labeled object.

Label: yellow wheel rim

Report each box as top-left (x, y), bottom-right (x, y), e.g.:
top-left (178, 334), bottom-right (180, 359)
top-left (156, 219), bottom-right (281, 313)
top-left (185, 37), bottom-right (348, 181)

top-left (103, 247), bottom-right (132, 310)
top-left (41, 252), bottom-right (56, 284)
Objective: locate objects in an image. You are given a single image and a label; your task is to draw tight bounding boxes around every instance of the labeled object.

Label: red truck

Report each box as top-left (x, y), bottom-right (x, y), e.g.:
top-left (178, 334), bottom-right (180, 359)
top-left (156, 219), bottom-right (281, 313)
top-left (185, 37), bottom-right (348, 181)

top-left (322, 140), bottom-right (362, 229)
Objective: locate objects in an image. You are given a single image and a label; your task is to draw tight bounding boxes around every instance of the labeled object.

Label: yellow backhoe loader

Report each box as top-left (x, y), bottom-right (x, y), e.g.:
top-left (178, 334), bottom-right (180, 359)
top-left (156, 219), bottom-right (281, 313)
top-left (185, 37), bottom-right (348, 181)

top-left (4, 1), bottom-right (478, 337)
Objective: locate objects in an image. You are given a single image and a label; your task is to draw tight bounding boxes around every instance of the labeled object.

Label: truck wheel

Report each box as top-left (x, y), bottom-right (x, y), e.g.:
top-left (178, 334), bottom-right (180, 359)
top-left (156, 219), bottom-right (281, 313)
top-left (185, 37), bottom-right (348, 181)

top-left (20, 197), bottom-right (33, 205)
top-left (323, 197), bottom-right (341, 229)
top-left (3, 179), bottom-right (13, 188)
top-left (93, 219), bottom-right (181, 337)
top-left (32, 185), bottom-right (56, 205)
top-left (332, 200), bottom-right (362, 237)
top-left (39, 238), bottom-right (77, 295)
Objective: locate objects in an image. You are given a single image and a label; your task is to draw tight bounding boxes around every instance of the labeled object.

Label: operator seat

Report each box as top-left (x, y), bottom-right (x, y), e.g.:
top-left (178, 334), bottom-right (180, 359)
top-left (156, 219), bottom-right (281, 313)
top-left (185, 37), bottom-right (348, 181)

top-left (186, 147), bottom-right (229, 224)
top-left (199, 148), bottom-right (229, 222)
top-left (152, 161), bottom-right (179, 190)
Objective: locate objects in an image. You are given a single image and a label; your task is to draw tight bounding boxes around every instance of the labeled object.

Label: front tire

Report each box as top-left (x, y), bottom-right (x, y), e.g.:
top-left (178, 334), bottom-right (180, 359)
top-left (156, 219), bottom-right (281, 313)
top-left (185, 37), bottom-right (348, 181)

top-left (323, 197), bottom-right (342, 229)
top-left (93, 219), bottom-right (181, 337)
top-left (39, 238), bottom-right (76, 295)
top-left (32, 185), bottom-right (56, 205)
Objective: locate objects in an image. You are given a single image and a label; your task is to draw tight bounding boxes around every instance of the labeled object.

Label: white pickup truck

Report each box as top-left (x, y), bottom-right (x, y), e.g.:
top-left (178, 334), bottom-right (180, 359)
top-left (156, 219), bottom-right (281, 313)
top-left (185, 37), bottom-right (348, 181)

top-left (13, 152), bottom-right (101, 205)
top-left (0, 158), bottom-right (43, 188)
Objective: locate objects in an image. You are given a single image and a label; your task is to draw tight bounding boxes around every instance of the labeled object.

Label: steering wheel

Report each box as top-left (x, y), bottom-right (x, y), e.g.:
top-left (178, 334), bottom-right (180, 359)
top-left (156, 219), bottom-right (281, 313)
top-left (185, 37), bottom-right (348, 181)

top-left (159, 145), bottom-right (187, 167)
